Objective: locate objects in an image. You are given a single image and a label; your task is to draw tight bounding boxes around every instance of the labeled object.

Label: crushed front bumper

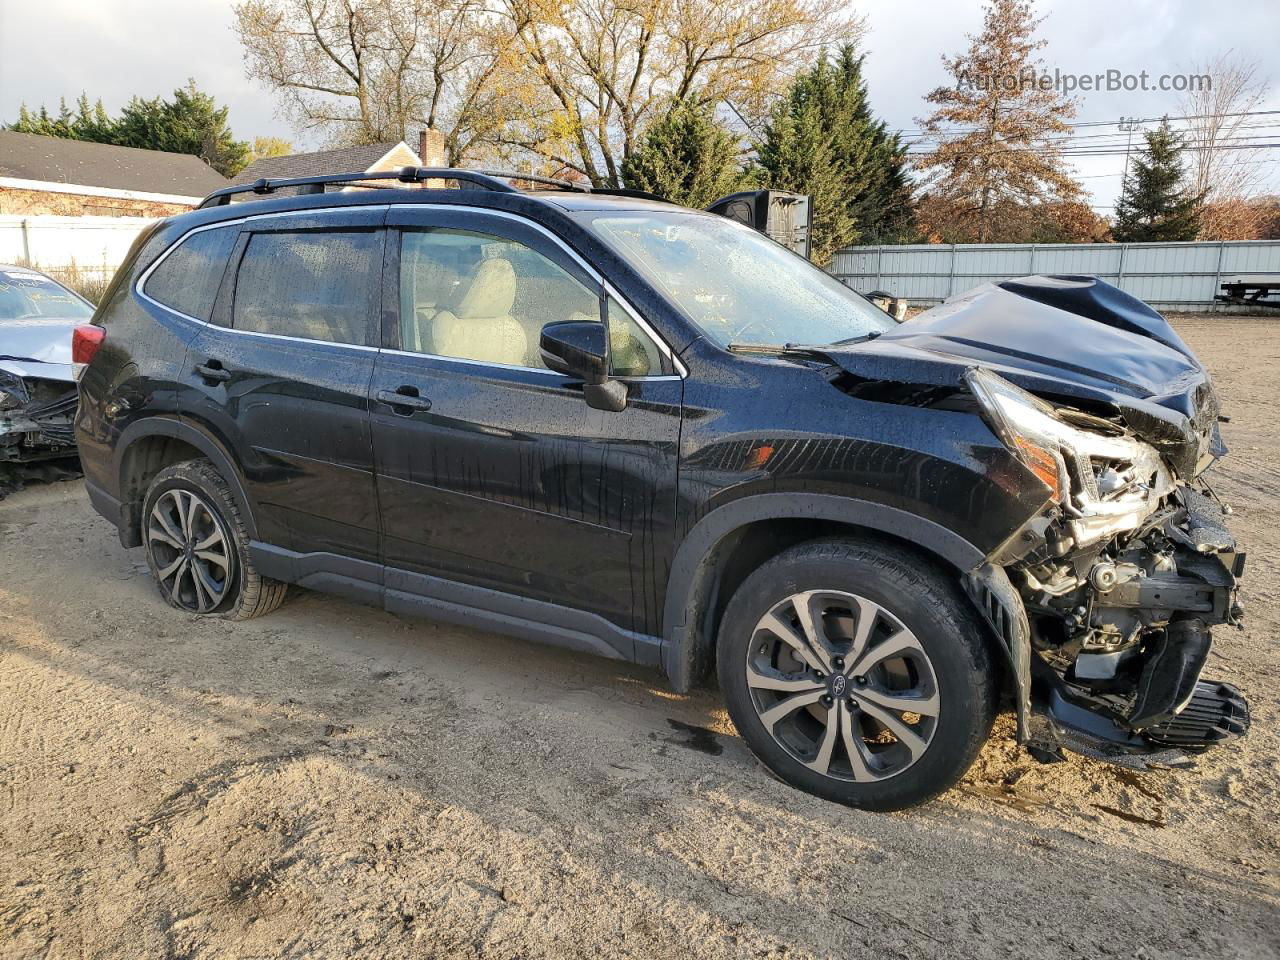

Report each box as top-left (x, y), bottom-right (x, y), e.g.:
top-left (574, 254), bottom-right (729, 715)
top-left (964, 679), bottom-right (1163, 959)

top-left (973, 480), bottom-right (1252, 769)
top-left (0, 377), bottom-right (78, 463)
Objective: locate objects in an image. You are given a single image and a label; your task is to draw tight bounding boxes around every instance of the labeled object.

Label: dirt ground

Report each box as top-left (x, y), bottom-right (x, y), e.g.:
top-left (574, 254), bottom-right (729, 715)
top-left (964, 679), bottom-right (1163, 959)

top-left (2, 317), bottom-right (1278, 959)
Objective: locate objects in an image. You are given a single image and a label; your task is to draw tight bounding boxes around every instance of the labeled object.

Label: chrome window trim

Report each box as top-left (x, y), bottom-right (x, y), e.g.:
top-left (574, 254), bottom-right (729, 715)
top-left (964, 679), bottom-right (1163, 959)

top-left (382, 347), bottom-right (561, 376)
top-left (380, 347), bottom-right (682, 382)
top-left (134, 201), bottom-right (687, 378)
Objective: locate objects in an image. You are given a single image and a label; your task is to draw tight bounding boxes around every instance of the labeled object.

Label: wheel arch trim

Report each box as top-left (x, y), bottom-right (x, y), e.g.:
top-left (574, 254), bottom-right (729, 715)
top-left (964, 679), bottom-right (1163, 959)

top-left (661, 493), bottom-right (986, 691)
top-left (112, 416), bottom-right (258, 546)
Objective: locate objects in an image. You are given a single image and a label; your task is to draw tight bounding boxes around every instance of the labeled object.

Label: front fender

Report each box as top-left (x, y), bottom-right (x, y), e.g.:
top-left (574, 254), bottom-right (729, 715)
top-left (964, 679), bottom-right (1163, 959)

top-left (660, 492), bottom-right (986, 692)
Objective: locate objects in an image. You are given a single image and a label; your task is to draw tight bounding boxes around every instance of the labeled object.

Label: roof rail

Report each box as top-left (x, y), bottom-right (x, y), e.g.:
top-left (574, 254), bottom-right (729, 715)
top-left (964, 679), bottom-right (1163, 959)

top-left (197, 166), bottom-right (518, 209)
top-left (475, 171), bottom-right (668, 203)
top-left (475, 169), bottom-right (592, 192)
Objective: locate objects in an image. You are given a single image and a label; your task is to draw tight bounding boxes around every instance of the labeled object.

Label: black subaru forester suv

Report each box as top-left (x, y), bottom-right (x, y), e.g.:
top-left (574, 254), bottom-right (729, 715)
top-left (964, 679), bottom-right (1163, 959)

top-left (74, 168), bottom-right (1250, 811)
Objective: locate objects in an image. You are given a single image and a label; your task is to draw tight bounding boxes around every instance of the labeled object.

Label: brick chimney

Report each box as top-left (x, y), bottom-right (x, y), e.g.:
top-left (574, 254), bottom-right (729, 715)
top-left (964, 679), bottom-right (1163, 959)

top-left (418, 128), bottom-right (446, 168)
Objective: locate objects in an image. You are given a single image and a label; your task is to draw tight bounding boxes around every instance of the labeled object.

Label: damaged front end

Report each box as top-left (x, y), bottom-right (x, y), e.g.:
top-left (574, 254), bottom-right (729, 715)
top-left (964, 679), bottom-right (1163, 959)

top-left (0, 367), bottom-right (80, 497)
top-left (964, 366), bottom-right (1249, 767)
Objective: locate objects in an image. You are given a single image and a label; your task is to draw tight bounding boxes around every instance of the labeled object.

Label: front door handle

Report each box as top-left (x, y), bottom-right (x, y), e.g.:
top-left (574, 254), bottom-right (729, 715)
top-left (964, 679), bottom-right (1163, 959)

top-left (377, 386), bottom-right (432, 414)
top-left (194, 360), bottom-right (231, 384)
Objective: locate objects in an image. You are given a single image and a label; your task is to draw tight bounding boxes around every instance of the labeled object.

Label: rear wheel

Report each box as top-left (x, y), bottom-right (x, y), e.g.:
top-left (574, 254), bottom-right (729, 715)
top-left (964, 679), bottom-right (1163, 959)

top-left (142, 459), bottom-right (286, 620)
top-left (717, 539), bottom-right (997, 811)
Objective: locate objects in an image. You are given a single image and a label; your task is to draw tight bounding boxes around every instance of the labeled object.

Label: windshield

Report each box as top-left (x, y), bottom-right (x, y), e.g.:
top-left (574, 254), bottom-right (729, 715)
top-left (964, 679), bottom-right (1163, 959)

top-left (579, 210), bottom-right (894, 348)
top-left (0, 269), bottom-right (94, 321)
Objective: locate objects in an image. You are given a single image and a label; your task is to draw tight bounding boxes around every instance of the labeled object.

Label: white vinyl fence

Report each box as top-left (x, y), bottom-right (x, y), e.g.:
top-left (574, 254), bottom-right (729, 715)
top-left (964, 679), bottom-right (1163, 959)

top-left (829, 240), bottom-right (1280, 311)
top-left (0, 214), bottom-right (158, 285)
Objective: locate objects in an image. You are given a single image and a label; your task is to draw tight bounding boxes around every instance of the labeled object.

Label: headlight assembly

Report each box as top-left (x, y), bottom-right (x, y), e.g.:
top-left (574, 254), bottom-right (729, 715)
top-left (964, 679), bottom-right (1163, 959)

top-left (964, 367), bottom-right (1072, 503)
top-left (0, 374), bottom-right (28, 412)
top-left (965, 367), bottom-right (1175, 546)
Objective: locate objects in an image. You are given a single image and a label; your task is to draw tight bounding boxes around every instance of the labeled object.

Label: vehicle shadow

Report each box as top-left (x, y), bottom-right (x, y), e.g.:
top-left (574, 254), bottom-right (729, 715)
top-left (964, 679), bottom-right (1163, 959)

top-left (2, 488), bottom-right (1278, 959)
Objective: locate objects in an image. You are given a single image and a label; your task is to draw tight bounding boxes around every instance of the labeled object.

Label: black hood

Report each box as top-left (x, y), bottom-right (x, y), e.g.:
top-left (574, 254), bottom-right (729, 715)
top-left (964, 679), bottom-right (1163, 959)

top-left (825, 276), bottom-right (1223, 477)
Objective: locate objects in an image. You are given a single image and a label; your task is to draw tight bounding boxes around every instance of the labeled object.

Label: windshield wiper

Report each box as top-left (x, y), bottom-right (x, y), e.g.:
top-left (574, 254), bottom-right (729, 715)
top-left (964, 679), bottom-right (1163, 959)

top-left (727, 342), bottom-right (835, 362)
top-left (829, 331), bottom-right (883, 346)
top-left (728, 331), bottom-right (883, 357)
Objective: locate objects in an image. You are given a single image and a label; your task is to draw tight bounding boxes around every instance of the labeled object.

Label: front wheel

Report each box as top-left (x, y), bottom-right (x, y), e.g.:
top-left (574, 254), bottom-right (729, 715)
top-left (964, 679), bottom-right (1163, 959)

top-left (142, 459), bottom-right (287, 620)
top-left (717, 539), bottom-right (997, 811)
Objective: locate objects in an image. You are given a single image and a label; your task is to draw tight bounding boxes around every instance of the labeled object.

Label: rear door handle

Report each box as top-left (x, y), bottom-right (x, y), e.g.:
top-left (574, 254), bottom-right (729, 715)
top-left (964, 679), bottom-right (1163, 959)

top-left (377, 387), bottom-right (432, 414)
top-left (194, 360), bottom-right (231, 384)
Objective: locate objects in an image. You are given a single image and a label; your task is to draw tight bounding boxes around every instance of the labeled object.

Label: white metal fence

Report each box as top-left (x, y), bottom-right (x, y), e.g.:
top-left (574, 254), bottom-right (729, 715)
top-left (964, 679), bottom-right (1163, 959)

top-left (7, 217), bottom-right (1280, 313)
top-left (0, 214), bottom-right (158, 284)
top-left (829, 240), bottom-right (1280, 311)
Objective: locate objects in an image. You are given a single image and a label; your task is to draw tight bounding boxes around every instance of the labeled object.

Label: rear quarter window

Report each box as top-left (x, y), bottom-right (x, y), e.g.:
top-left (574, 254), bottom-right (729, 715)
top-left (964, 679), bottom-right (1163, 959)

top-left (144, 226), bottom-right (239, 322)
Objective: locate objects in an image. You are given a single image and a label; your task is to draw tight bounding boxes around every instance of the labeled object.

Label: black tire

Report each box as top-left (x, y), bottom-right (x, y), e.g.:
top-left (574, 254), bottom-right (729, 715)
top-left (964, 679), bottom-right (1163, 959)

top-left (141, 459), bottom-right (287, 620)
top-left (717, 538), bottom-right (997, 811)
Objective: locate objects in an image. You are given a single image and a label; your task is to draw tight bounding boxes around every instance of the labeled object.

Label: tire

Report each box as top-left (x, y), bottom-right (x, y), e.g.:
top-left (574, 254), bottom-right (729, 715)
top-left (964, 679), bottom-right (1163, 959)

top-left (141, 458), bottom-right (287, 620)
top-left (717, 538), bottom-right (997, 811)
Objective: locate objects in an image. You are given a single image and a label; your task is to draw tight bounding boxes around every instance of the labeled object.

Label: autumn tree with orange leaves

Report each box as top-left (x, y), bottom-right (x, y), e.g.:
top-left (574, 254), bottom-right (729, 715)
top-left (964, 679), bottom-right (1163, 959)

top-left (913, 0), bottom-right (1082, 242)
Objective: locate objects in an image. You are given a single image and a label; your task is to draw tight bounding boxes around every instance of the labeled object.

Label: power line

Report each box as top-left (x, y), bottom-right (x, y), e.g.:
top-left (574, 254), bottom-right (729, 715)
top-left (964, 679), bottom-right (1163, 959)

top-left (890, 108), bottom-right (1280, 139)
top-left (907, 142), bottom-right (1280, 158)
top-left (905, 120), bottom-right (1280, 151)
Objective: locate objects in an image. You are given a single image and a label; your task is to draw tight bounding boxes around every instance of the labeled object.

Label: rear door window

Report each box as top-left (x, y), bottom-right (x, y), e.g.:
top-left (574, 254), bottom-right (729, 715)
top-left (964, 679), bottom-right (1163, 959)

top-left (144, 225), bottom-right (239, 322)
top-left (233, 230), bottom-right (381, 346)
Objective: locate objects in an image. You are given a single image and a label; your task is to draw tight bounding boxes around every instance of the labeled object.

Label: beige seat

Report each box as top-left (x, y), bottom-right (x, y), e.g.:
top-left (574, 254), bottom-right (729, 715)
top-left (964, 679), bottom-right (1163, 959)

top-left (430, 258), bottom-right (527, 366)
top-left (408, 257), bottom-right (460, 353)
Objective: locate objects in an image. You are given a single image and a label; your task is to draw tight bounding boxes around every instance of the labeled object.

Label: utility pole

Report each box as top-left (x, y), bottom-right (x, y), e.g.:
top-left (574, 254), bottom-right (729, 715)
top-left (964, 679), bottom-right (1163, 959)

top-left (1118, 117), bottom-right (1142, 183)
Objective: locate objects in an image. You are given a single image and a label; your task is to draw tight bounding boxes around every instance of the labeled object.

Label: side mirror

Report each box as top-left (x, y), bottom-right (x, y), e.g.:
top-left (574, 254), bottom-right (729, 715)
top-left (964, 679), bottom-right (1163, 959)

top-left (539, 321), bottom-right (627, 412)
top-left (866, 290), bottom-right (908, 322)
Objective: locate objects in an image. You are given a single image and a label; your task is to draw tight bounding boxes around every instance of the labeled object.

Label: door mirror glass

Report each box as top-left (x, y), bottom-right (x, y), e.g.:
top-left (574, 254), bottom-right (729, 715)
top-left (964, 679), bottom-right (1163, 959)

top-left (540, 321), bottom-right (628, 412)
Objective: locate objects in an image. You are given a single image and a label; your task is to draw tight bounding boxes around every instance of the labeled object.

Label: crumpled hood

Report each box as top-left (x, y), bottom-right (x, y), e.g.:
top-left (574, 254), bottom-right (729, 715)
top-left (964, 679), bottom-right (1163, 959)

top-left (825, 276), bottom-right (1223, 477)
top-left (0, 318), bottom-right (78, 382)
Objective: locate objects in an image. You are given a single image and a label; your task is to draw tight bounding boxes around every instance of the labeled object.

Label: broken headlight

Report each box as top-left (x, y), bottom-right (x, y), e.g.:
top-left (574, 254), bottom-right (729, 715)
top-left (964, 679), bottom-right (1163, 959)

top-left (964, 367), bottom-right (1074, 503)
top-left (966, 367), bottom-right (1174, 547)
top-left (0, 372), bottom-right (27, 412)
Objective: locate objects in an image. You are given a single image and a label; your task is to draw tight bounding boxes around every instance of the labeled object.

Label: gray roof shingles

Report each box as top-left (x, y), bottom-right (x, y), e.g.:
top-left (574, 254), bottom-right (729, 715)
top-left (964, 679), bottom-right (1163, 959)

top-left (231, 141), bottom-right (413, 184)
top-left (0, 130), bottom-right (229, 197)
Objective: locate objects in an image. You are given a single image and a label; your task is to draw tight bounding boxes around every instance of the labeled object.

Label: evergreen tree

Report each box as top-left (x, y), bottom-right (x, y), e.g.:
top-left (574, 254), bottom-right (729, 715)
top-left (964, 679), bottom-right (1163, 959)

top-left (621, 100), bottom-right (751, 207)
top-left (1113, 120), bottom-right (1204, 242)
top-left (828, 47), bottom-right (914, 244)
top-left (114, 81), bottom-right (250, 177)
top-left (754, 45), bottom-right (912, 265)
top-left (10, 101), bottom-right (73, 138)
top-left (70, 94), bottom-right (117, 143)
top-left (5, 81), bottom-right (250, 177)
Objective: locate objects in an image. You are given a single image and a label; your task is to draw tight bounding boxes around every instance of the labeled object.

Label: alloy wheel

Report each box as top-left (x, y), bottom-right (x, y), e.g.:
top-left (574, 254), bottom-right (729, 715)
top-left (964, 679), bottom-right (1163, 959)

top-left (147, 488), bottom-right (234, 613)
top-left (745, 590), bottom-right (939, 781)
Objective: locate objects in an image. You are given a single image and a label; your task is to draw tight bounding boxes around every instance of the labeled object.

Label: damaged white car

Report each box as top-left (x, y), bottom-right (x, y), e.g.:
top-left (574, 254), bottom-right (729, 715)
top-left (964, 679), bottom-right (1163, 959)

top-left (1, 265), bottom-right (94, 493)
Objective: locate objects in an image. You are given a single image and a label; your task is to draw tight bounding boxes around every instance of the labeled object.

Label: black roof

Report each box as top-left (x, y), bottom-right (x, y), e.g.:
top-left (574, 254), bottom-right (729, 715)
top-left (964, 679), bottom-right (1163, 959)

top-left (0, 130), bottom-right (228, 197)
top-left (230, 142), bottom-right (414, 184)
top-left (169, 186), bottom-right (683, 256)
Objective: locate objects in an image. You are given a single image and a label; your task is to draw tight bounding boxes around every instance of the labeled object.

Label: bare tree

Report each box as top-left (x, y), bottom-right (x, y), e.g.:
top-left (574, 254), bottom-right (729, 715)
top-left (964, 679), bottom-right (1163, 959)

top-left (1179, 52), bottom-right (1272, 239)
top-left (492, 0), bottom-right (857, 186)
top-left (234, 0), bottom-right (516, 161)
top-left (913, 0), bottom-right (1081, 242)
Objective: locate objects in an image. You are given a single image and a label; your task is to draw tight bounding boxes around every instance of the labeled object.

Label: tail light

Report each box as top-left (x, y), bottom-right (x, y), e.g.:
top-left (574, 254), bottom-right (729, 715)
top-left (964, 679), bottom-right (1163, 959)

top-left (72, 324), bottom-right (106, 365)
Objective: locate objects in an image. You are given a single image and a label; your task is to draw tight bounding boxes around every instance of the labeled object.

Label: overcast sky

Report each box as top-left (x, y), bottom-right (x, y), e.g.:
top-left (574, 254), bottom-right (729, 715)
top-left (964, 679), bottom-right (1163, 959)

top-left (2, 0), bottom-right (1278, 211)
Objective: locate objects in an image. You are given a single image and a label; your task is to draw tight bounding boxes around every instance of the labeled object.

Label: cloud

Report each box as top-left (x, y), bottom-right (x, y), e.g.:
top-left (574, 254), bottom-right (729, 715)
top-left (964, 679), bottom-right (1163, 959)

top-left (2, 0), bottom-right (1277, 206)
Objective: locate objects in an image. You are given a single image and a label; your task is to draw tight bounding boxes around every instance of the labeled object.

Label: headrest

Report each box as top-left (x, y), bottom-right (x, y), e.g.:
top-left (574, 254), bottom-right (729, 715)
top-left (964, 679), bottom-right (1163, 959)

top-left (453, 258), bottom-right (516, 319)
